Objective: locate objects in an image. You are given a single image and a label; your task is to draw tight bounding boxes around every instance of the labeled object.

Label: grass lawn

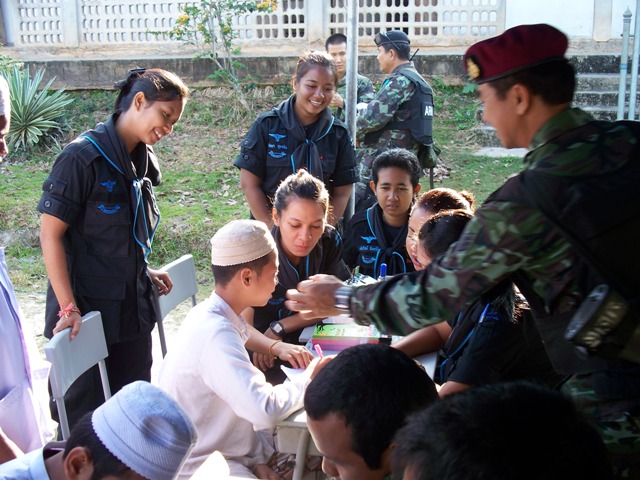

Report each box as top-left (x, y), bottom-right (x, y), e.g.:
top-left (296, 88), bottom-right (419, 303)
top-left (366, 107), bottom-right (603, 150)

top-left (0, 78), bottom-right (524, 296)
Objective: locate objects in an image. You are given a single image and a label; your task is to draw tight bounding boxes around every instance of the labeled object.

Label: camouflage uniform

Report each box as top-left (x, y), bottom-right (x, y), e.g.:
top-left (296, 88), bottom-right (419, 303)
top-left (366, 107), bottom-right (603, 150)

top-left (331, 73), bottom-right (375, 122)
top-left (349, 108), bottom-right (640, 478)
top-left (355, 62), bottom-right (423, 208)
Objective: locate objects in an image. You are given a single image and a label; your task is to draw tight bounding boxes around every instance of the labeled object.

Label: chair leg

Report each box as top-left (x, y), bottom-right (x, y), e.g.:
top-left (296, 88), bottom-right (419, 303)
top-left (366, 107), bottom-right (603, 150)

top-left (157, 319), bottom-right (168, 357)
top-left (292, 430), bottom-right (311, 480)
top-left (56, 398), bottom-right (71, 440)
top-left (98, 360), bottom-right (112, 400)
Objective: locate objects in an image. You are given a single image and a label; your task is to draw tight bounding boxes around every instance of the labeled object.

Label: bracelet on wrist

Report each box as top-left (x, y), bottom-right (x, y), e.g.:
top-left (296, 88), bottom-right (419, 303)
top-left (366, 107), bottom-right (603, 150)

top-left (269, 339), bottom-right (282, 359)
top-left (58, 303), bottom-right (81, 319)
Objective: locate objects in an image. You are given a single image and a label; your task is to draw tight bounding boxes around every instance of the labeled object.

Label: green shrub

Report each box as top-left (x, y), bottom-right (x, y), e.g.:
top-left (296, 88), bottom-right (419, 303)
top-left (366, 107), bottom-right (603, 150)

top-left (4, 66), bottom-right (73, 151)
top-left (0, 51), bottom-right (23, 72)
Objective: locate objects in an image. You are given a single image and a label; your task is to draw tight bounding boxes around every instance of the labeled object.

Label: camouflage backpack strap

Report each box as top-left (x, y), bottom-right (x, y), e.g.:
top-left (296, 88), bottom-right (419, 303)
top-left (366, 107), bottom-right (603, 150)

top-left (486, 170), bottom-right (609, 373)
top-left (518, 155), bottom-right (640, 364)
top-left (521, 121), bottom-right (640, 295)
top-left (492, 120), bottom-right (640, 365)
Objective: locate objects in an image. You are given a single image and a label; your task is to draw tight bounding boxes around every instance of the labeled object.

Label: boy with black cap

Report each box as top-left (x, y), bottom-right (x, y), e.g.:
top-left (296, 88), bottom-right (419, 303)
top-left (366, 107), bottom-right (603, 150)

top-left (354, 30), bottom-right (434, 210)
top-left (286, 23), bottom-right (640, 479)
top-left (158, 220), bottom-right (317, 479)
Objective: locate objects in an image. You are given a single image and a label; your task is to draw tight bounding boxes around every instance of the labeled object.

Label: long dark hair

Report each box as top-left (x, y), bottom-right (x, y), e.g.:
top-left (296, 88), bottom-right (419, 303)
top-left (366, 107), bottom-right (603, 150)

top-left (419, 209), bottom-right (519, 321)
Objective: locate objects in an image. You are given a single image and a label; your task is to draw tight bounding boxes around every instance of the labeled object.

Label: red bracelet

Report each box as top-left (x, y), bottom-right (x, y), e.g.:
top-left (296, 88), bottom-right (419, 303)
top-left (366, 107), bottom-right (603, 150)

top-left (58, 303), bottom-right (81, 319)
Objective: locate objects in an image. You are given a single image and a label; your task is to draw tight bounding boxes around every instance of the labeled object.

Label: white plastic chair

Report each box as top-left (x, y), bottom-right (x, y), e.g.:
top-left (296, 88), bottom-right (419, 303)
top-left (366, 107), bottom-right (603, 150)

top-left (44, 311), bottom-right (111, 439)
top-left (155, 254), bottom-right (198, 357)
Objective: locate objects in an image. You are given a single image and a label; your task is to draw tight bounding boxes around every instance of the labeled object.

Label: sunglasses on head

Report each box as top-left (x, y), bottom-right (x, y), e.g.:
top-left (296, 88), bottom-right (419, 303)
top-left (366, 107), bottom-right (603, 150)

top-left (374, 32), bottom-right (408, 52)
top-left (127, 67), bottom-right (146, 78)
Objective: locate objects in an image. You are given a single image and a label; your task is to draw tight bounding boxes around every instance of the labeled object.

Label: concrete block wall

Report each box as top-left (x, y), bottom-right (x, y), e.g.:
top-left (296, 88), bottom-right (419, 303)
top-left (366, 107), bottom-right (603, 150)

top-left (14, 48), bottom-right (638, 147)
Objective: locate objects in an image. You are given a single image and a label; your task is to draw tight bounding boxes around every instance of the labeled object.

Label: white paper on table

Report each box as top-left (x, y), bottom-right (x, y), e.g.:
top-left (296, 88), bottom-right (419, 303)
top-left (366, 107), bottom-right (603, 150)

top-left (280, 364), bottom-right (315, 385)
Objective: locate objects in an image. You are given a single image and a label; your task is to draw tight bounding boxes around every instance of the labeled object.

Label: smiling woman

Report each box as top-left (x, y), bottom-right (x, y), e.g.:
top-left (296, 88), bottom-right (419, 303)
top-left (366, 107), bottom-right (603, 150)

top-left (36, 68), bottom-right (189, 432)
top-left (234, 50), bottom-right (358, 227)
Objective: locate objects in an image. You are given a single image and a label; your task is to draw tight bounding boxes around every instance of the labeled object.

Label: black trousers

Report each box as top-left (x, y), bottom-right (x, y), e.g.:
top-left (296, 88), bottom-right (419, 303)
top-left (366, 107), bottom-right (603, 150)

top-left (49, 334), bottom-right (153, 436)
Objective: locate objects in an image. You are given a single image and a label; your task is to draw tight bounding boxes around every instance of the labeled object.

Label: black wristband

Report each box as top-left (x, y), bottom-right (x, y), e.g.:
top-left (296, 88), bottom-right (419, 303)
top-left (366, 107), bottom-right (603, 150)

top-left (269, 321), bottom-right (286, 338)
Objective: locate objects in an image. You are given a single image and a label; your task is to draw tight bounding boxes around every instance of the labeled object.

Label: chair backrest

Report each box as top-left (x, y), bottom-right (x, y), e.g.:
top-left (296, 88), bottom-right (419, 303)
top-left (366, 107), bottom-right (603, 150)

top-left (158, 254), bottom-right (198, 319)
top-left (44, 311), bottom-right (111, 439)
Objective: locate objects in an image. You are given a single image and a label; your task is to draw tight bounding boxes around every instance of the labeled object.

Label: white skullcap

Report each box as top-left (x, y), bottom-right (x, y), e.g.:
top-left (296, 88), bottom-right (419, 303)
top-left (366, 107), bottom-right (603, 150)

top-left (0, 76), bottom-right (9, 117)
top-left (91, 381), bottom-right (197, 480)
top-left (211, 219), bottom-right (275, 266)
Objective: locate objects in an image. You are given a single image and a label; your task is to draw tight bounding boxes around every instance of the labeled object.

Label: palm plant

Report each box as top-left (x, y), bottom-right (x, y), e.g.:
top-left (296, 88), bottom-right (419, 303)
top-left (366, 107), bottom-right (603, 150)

top-left (3, 66), bottom-right (73, 150)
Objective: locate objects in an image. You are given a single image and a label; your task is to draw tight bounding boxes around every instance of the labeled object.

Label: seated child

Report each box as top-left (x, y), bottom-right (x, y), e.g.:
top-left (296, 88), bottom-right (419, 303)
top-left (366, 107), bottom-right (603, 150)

top-left (158, 220), bottom-right (317, 479)
top-left (305, 344), bottom-right (438, 480)
top-left (392, 382), bottom-right (613, 480)
top-left (343, 148), bottom-right (422, 278)
top-left (406, 187), bottom-right (475, 270)
top-left (393, 209), bottom-right (562, 397)
top-left (0, 380), bottom-right (197, 480)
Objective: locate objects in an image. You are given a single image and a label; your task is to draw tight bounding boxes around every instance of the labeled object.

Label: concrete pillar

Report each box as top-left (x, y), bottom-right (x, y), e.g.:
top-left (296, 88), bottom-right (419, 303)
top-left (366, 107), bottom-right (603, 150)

top-left (593, 0), bottom-right (613, 41)
top-left (1, 0), bottom-right (16, 46)
top-left (61, 0), bottom-right (80, 47)
top-left (306, 2), bottom-right (324, 47)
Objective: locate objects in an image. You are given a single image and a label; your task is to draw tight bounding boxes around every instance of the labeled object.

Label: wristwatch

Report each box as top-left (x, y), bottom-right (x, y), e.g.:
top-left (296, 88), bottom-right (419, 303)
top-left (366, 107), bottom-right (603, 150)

top-left (269, 321), bottom-right (286, 338)
top-left (334, 286), bottom-right (353, 312)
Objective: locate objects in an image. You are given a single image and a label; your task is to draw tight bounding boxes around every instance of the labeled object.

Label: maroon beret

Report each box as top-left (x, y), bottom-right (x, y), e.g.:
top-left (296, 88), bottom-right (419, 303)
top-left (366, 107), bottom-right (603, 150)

top-left (464, 24), bottom-right (568, 84)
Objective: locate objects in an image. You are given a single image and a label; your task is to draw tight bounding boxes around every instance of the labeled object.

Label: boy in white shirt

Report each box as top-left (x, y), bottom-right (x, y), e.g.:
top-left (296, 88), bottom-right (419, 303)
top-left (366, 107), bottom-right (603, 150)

top-left (158, 220), bottom-right (316, 479)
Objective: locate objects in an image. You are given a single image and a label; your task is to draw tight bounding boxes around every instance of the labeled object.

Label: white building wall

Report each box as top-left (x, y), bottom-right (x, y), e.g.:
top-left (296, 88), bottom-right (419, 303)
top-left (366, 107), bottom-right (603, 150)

top-left (1, 0), bottom-right (636, 49)
top-left (506, 0), bottom-right (631, 39)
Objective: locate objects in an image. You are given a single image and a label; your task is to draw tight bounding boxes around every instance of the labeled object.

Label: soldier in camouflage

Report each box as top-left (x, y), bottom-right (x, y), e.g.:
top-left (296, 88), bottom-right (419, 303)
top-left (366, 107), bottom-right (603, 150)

top-left (354, 30), bottom-right (428, 210)
top-left (287, 24), bottom-right (640, 479)
top-left (325, 33), bottom-right (375, 122)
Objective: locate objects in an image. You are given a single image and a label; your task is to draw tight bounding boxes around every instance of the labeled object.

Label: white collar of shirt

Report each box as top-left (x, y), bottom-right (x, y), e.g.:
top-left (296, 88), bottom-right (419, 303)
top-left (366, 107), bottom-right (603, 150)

top-left (208, 291), bottom-right (249, 342)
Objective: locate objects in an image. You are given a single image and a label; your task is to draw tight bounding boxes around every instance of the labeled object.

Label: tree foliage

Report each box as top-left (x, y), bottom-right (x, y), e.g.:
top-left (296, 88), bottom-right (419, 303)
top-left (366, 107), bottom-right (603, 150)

top-left (153, 0), bottom-right (277, 109)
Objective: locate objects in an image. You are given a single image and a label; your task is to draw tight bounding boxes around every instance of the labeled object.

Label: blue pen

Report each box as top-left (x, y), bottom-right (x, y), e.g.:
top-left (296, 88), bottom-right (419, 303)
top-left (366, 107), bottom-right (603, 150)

top-left (379, 263), bottom-right (387, 280)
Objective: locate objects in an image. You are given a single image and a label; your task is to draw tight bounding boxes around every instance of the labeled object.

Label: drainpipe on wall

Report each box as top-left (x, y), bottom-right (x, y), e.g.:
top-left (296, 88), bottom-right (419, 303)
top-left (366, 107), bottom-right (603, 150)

top-left (618, 7), bottom-right (632, 120)
top-left (344, 0), bottom-right (359, 225)
top-left (1, 0), bottom-right (14, 47)
top-left (628, 0), bottom-right (640, 120)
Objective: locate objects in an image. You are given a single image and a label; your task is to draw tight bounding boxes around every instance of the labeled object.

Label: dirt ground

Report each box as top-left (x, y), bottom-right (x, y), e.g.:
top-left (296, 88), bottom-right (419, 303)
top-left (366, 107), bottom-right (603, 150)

top-left (15, 289), bottom-right (194, 382)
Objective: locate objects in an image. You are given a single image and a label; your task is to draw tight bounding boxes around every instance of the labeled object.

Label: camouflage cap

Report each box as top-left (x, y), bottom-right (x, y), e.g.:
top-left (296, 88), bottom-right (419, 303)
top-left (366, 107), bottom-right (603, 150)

top-left (464, 24), bottom-right (568, 84)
